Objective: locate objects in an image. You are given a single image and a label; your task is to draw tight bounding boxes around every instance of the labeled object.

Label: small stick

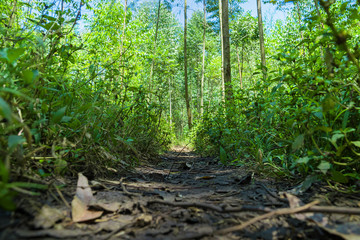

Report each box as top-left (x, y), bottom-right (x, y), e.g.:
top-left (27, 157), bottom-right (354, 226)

top-left (215, 200), bottom-right (320, 234)
top-left (148, 199), bottom-right (272, 213)
top-left (54, 185), bottom-right (70, 209)
top-left (119, 177), bottom-right (142, 197)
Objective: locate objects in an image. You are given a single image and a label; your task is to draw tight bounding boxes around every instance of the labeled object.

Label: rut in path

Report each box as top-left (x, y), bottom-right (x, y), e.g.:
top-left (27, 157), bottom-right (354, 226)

top-left (1, 148), bottom-right (357, 239)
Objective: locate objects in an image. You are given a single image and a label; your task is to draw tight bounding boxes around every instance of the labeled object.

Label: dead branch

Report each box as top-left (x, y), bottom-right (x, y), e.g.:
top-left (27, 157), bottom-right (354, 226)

top-left (216, 200), bottom-right (320, 234)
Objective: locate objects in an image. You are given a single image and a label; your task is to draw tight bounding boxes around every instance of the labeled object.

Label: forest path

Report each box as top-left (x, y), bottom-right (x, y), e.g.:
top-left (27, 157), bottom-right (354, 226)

top-left (1, 148), bottom-right (357, 239)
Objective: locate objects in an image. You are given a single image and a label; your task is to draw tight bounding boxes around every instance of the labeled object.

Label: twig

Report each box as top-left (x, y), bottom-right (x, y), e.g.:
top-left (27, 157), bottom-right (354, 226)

top-left (148, 199), bottom-right (272, 213)
top-left (54, 185), bottom-right (70, 209)
top-left (216, 200), bottom-right (320, 234)
top-left (119, 178), bottom-right (142, 197)
top-left (148, 199), bottom-right (360, 216)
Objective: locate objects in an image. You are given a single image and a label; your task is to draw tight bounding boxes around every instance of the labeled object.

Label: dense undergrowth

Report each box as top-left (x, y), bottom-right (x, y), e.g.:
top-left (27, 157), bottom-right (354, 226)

top-left (0, 0), bottom-right (172, 210)
top-left (194, 1), bottom-right (360, 192)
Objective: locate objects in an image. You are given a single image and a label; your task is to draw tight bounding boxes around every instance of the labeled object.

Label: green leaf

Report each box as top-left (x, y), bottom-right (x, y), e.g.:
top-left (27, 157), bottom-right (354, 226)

top-left (331, 133), bottom-right (344, 143)
top-left (321, 94), bottom-right (336, 112)
top-left (43, 15), bottom-right (57, 21)
top-left (351, 141), bottom-right (360, 148)
top-left (220, 146), bottom-right (227, 164)
top-left (22, 69), bottom-right (39, 84)
top-left (316, 126), bottom-right (332, 133)
top-left (51, 107), bottom-right (66, 124)
top-left (8, 135), bottom-right (26, 151)
top-left (296, 156), bottom-right (310, 164)
top-left (0, 97), bottom-right (12, 121)
top-left (318, 161), bottom-right (331, 174)
top-left (43, 22), bottom-right (60, 31)
top-left (54, 159), bottom-right (67, 175)
top-left (331, 171), bottom-right (348, 184)
top-left (6, 48), bottom-right (25, 63)
top-left (0, 188), bottom-right (16, 211)
top-left (292, 134), bottom-right (304, 152)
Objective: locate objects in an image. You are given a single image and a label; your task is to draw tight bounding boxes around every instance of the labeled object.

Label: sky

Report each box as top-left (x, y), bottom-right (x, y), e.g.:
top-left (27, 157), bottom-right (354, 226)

top-left (172, 0), bottom-right (290, 29)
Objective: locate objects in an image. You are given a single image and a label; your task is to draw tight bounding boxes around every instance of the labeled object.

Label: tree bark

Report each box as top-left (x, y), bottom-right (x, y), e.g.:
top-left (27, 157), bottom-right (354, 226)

top-left (200, 0), bottom-right (206, 116)
top-left (220, 0), bottom-right (232, 102)
top-left (256, 0), bottom-right (266, 77)
top-left (169, 77), bottom-right (172, 129)
top-left (118, 0), bottom-right (128, 90)
top-left (236, 45), bottom-right (242, 89)
top-left (184, 0), bottom-right (192, 129)
top-left (149, 0), bottom-right (161, 100)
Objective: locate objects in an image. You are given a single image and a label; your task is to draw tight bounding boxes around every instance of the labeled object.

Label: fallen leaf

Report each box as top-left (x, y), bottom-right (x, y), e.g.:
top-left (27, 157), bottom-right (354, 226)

top-left (33, 205), bottom-right (66, 229)
top-left (319, 222), bottom-right (360, 240)
top-left (90, 202), bottom-right (121, 212)
top-left (76, 173), bottom-right (95, 205)
top-left (71, 196), bottom-right (103, 222)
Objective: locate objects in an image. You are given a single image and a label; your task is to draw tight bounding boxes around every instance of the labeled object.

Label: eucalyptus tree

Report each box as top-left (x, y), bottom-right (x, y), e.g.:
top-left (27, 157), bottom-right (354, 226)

top-left (184, 0), bottom-right (192, 129)
top-left (230, 13), bottom-right (258, 89)
top-left (256, 0), bottom-right (266, 77)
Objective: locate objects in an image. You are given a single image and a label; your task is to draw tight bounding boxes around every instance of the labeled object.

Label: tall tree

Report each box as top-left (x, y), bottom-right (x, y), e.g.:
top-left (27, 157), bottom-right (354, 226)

top-left (200, 0), bottom-right (206, 116)
top-left (149, 0), bottom-right (161, 100)
top-left (256, 0), bottom-right (266, 77)
top-left (219, 0), bottom-right (232, 101)
top-left (184, 0), bottom-right (192, 129)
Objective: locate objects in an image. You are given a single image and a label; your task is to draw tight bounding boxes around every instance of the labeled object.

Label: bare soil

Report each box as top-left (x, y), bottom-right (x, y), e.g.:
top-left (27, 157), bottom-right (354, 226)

top-left (1, 149), bottom-right (359, 240)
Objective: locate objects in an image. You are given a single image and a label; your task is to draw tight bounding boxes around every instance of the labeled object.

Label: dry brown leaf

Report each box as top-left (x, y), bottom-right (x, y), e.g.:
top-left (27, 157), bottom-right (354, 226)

top-left (76, 173), bottom-right (94, 205)
top-left (90, 202), bottom-right (121, 212)
top-left (33, 205), bottom-right (67, 229)
top-left (318, 222), bottom-right (360, 240)
top-left (71, 196), bottom-right (103, 222)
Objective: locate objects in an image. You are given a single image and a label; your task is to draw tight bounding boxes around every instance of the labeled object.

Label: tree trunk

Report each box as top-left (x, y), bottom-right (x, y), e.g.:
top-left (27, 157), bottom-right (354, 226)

top-left (236, 45), bottom-right (242, 89)
top-left (149, 0), bottom-right (161, 101)
top-left (219, 0), bottom-right (232, 101)
top-left (256, 0), bottom-right (266, 77)
top-left (169, 77), bottom-right (172, 129)
top-left (200, 0), bottom-right (206, 116)
top-left (184, 0), bottom-right (192, 129)
top-left (118, 0), bottom-right (128, 90)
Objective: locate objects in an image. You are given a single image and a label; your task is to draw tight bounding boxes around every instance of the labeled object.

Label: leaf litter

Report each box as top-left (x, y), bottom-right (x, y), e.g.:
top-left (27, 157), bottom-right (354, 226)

top-left (1, 149), bottom-right (360, 240)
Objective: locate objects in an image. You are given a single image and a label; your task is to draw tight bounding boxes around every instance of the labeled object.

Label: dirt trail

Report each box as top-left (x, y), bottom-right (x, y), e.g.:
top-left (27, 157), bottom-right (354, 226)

top-left (1, 148), bottom-right (359, 239)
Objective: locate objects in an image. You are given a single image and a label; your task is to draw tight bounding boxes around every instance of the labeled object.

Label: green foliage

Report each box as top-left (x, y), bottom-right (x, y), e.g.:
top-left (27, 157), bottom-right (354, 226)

top-left (0, 0), bottom-right (175, 210)
top-left (194, 0), bottom-right (360, 192)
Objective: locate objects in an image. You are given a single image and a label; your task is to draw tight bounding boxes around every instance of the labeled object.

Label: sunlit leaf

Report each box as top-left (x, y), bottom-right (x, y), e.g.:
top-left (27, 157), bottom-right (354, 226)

top-left (351, 141), bottom-right (360, 148)
top-left (22, 69), bottom-right (39, 84)
top-left (318, 161), bottom-right (331, 174)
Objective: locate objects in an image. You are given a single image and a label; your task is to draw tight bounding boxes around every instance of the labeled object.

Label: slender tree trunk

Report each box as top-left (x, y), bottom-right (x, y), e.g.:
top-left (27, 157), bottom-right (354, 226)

top-left (236, 45), bottom-right (242, 89)
top-left (169, 77), bottom-right (172, 129)
top-left (256, 0), bottom-right (266, 77)
top-left (184, 0), bottom-right (192, 129)
top-left (200, 0), bottom-right (206, 116)
top-left (220, 0), bottom-right (232, 101)
top-left (241, 43), bottom-right (244, 86)
top-left (219, 7), bottom-right (225, 102)
top-left (118, 0), bottom-right (128, 90)
top-left (149, 0), bottom-right (161, 100)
